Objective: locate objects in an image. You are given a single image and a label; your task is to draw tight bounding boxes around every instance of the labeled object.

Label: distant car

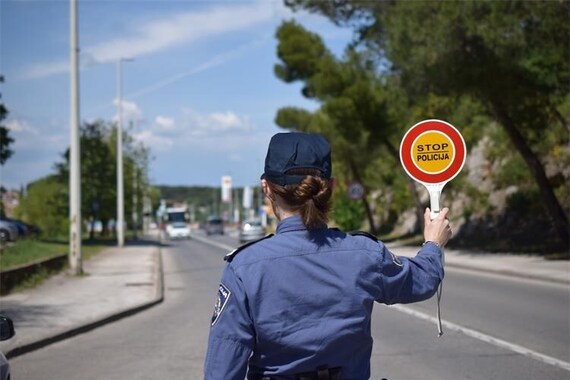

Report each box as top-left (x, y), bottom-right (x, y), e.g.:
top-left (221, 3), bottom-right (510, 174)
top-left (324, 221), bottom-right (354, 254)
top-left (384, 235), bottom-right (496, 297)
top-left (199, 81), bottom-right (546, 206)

top-left (0, 220), bottom-right (19, 244)
top-left (166, 222), bottom-right (191, 239)
top-left (205, 216), bottom-right (224, 236)
top-left (0, 315), bottom-right (15, 380)
top-left (239, 218), bottom-right (266, 243)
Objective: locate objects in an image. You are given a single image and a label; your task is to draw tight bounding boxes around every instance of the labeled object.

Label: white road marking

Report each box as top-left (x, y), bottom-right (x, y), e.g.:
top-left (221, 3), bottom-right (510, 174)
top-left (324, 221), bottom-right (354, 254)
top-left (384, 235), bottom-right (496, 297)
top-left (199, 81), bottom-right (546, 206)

top-left (390, 304), bottom-right (570, 372)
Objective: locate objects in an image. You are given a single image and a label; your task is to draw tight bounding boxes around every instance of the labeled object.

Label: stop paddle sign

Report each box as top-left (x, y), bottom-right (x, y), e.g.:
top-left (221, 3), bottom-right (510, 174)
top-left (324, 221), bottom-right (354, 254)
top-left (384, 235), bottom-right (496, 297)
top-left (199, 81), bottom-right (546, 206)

top-left (399, 119), bottom-right (466, 220)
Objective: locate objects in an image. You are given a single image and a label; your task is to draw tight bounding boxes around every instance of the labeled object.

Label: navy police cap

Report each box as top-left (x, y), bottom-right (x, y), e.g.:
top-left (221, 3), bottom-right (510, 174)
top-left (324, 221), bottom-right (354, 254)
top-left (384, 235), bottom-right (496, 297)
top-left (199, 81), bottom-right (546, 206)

top-left (261, 132), bottom-right (332, 186)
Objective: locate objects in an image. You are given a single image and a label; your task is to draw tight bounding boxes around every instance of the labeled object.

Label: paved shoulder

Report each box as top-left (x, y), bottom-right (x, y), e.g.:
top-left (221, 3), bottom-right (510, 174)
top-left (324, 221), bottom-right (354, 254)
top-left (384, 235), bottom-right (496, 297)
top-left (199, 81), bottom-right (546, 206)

top-left (0, 243), bottom-right (163, 358)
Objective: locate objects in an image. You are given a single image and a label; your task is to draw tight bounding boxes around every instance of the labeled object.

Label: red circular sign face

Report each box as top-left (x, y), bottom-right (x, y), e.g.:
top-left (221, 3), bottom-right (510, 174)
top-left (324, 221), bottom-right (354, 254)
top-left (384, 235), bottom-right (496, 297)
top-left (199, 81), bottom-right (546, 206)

top-left (399, 119), bottom-right (466, 184)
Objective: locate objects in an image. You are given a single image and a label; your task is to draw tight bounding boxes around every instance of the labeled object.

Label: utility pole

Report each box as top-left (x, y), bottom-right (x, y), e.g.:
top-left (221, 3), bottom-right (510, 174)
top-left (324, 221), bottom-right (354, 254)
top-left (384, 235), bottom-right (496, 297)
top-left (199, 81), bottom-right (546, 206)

top-left (116, 57), bottom-right (133, 247)
top-left (69, 0), bottom-right (82, 275)
top-left (132, 163), bottom-right (138, 240)
top-left (143, 192), bottom-right (151, 235)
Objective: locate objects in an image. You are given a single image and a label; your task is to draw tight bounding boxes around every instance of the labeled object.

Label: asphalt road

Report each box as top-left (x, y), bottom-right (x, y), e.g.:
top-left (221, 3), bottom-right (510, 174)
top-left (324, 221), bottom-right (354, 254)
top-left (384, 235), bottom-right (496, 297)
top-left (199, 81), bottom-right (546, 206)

top-left (9, 231), bottom-right (570, 379)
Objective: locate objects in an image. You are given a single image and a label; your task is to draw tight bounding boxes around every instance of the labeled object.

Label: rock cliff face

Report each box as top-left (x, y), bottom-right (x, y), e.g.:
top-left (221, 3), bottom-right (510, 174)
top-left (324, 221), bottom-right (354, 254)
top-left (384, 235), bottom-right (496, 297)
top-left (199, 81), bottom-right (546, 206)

top-left (392, 136), bottom-right (569, 254)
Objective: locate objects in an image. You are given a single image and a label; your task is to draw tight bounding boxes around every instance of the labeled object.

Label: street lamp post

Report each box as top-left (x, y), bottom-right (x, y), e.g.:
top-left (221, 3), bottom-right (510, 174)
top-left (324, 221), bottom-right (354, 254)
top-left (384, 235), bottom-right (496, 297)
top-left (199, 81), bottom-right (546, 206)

top-left (132, 163), bottom-right (138, 240)
top-left (69, 0), bottom-right (82, 274)
top-left (116, 57), bottom-right (133, 247)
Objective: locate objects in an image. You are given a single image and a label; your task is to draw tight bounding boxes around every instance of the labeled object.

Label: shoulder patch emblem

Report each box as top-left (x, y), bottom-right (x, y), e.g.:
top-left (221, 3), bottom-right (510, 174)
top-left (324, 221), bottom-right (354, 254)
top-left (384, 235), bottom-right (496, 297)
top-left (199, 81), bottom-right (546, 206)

top-left (211, 283), bottom-right (231, 326)
top-left (224, 234), bottom-right (274, 262)
top-left (389, 251), bottom-right (404, 267)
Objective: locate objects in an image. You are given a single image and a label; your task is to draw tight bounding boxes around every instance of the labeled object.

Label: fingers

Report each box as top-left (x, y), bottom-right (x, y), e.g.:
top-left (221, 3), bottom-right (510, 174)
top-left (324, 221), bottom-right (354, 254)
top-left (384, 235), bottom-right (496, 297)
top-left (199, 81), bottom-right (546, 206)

top-left (437, 207), bottom-right (449, 220)
top-left (424, 207), bottom-right (431, 225)
top-left (424, 207), bottom-right (452, 247)
top-left (425, 207), bottom-right (449, 222)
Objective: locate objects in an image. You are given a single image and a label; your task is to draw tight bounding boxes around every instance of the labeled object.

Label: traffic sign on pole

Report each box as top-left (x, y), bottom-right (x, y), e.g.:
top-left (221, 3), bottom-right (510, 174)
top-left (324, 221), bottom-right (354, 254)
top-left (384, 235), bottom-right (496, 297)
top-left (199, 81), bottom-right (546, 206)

top-left (347, 181), bottom-right (365, 201)
top-left (399, 119), bottom-right (466, 220)
top-left (221, 176), bottom-right (232, 203)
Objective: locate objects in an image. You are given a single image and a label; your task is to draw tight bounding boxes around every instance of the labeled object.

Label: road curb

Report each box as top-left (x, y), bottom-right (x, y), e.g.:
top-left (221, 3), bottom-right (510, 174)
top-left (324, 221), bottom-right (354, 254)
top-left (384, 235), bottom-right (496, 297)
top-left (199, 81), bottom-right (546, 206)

top-left (5, 245), bottom-right (165, 359)
top-left (444, 261), bottom-right (569, 285)
top-left (389, 243), bottom-right (569, 286)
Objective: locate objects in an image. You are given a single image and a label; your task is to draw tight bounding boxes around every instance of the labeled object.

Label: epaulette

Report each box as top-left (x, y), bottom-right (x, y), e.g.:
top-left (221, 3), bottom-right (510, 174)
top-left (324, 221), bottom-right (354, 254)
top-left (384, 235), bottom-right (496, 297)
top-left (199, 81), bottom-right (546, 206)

top-left (348, 230), bottom-right (378, 242)
top-left (224, 234), bottom-right (274, 262)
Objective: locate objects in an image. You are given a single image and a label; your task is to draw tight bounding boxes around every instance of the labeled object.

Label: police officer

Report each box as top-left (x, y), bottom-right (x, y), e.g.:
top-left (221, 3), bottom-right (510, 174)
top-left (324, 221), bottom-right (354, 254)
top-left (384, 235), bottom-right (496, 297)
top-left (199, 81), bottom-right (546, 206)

top-left (204, 132), bottom-right (451, 380)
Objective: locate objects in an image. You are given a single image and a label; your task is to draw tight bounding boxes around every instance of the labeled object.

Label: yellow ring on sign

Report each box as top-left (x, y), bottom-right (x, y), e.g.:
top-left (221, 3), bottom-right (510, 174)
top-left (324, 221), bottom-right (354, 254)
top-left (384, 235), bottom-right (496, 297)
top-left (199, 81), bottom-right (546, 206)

top-left (412, 131), bottom-right (455, 175)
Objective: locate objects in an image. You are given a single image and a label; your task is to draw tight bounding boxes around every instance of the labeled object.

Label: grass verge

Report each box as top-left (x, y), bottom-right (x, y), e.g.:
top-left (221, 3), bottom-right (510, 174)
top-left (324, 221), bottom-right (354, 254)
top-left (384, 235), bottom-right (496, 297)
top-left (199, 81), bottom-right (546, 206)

top-left (0, 238), bottom-right (119, 270)
top-left (1, 240), bottom-right (68, 269)
top-left (0, 238), bottom-right (112, 294)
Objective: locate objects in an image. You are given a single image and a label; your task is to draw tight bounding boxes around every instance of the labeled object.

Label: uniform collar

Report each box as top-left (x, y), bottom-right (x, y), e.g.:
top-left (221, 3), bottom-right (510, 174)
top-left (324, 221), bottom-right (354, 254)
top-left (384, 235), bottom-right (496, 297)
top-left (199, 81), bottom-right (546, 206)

top-left (276, 215), bottom-right (307, 234)
top-left (275, 215), bottom-right (327, 234)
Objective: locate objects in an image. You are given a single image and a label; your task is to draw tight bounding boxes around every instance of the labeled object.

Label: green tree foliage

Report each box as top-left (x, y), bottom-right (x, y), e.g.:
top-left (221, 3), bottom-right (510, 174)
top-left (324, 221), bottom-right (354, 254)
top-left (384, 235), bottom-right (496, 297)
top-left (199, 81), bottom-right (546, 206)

top-left (0, 75), bottom-right (14, 166)
top-left (55, 120), bottom-right (117, 238)
top-left (17, 119), bottom-right (153, 240)
top-left (275, 21), bottom-right (427, 234)
top-left (157, 185), bottom-right (221, 206)
top-left (332, 190), bottom-right (366, 231)
top-left (0, 126), bottom-right (14, 166)
top-left (285, 0), bottom-right (569, 247)
top-left (121, 123), bottom-right (153, 234)
top-left (16, 176), bottom-right (68, 237)
top-left (379, 2), bottom-right (569, 245)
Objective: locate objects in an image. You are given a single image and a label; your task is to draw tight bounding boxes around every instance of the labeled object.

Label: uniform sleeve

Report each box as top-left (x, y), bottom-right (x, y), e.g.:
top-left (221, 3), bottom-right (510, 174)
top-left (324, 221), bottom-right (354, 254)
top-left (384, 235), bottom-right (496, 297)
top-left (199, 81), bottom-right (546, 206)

top-left (376, 242), bottom-right (444, 305)
top-left (204, 264), bottom-right (255, 380)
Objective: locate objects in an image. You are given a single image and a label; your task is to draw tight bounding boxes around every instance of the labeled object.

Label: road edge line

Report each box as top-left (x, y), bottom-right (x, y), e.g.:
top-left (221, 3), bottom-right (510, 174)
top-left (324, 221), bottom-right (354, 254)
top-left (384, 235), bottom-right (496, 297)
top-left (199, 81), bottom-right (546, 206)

top-left (390, 304), bottom-right (570, 372)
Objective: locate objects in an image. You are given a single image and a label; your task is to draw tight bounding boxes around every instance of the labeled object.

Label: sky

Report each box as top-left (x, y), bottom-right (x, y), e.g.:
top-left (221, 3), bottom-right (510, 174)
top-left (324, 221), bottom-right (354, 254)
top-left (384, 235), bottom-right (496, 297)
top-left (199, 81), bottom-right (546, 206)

top-left (0, 0), bottom-right (354, 190)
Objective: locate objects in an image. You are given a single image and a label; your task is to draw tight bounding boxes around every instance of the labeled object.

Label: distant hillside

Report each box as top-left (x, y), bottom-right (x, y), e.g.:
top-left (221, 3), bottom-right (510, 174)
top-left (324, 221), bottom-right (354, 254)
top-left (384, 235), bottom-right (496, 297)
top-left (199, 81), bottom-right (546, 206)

top-left (155, 185), bottom-right (224, 207)
top-left (155, 185), bottom-right (220, 222)
top-left (156, 185), bottom-right (220, 206)
top-left (155, 185), bottom-right (264, 219)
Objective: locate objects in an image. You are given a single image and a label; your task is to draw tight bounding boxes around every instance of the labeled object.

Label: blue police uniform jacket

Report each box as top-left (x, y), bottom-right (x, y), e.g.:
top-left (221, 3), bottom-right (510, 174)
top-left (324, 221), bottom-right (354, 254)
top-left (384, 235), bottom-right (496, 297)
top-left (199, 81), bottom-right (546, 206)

top-left (204, 215), bottom-right (444, 380)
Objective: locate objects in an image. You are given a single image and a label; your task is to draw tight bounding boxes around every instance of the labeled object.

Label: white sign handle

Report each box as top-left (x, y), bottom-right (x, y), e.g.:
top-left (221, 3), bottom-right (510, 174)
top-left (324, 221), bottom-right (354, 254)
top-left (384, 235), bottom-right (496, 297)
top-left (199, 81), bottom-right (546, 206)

top-left (423, 182), bottom-right (446, 337)
top-left (424, 183), bottom-right (444, 220)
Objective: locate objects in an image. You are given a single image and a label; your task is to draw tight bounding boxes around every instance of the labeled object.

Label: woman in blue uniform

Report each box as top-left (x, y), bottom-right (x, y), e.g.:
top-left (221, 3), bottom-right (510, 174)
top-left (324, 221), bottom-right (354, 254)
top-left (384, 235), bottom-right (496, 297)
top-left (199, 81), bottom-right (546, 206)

top-left (204, 132), bottom-right (451, 380)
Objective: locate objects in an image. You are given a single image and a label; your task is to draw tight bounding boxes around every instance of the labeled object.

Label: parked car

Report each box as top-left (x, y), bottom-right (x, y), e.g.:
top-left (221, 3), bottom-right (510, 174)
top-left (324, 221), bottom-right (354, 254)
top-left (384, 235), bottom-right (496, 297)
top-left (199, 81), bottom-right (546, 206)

top-left (0, 218), bottom-right (40, 239)
top-left (6, 219), bottom-right (26, 237)
top-left (239, 218), bottom-right (266, 243)
top-left (166, 222), bottom-right (191, 239)
top-left (205, 216), bottom-right (224, 236)
top-left (19, 220), bottom-right (41, 238)
top-left (0, 315), bottom-right (15, 380)
top-left (0, 220), bottom-right (19, 244)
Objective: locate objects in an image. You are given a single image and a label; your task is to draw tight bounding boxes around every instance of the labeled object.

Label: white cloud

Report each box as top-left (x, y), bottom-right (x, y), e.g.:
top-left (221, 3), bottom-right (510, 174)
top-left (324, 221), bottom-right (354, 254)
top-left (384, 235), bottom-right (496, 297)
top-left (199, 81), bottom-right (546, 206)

top-left (210, 112), bottom-right (246, 130)
top-left (181, 107), bottom-right (253, 138)
top-left (133, 130), bottom-right (174, 152)
top-left (139, 108), bottom-right (264, 156)
top-left (23, 61), bottom-right (70, 80)
top-left (154, 116), bottom-right (175, 130)
top-left (22, 1), bottom-right (283, 79)
top-left (0, 120), bottom-right (66, 189)
top-left (5, 119), bottom-right (39, 134)
top-left (229, 153), bottom-right (243, 162)
top-left (90, 2), bottom-right (280, 62)
top-left (113, 98), bottom-right (144, 125)
top-left (2, 119), bottom-right (66, 172)
top-left (47, 134), bottom-right (67, 146)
